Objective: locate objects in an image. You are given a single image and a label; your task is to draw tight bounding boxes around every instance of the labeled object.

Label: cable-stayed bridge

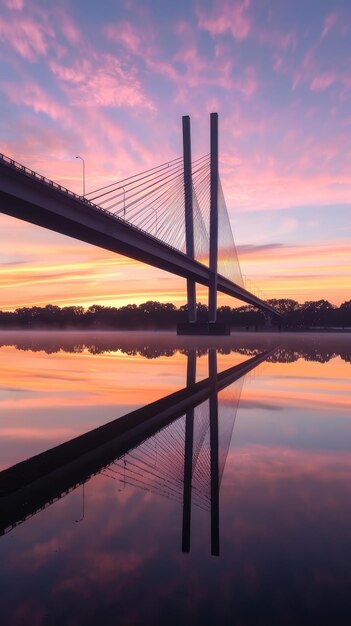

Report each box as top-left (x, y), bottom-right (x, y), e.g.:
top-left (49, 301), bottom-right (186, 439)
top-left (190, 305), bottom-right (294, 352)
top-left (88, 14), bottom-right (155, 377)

top-left (0, 348), bottom-right (273, 554)
top-left (0, 113), bottom-right (278, 331)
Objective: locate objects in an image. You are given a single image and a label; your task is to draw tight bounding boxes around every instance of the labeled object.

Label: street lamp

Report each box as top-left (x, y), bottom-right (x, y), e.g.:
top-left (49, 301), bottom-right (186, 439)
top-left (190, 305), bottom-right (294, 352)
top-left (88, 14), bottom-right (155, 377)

top-left (75, 156), bottom-right (85, 197)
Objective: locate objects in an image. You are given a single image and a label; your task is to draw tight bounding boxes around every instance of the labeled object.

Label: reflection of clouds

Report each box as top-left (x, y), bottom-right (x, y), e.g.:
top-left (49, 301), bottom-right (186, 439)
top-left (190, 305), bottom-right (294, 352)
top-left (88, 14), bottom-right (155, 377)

top-left (225, 445), bottom-right (351, 483)
top-left (2, 441), bottom-right (350, 624)
top-left (235, 398), bottom-right (282, 411)
top-left (245, 385), bottom-right (351, 411)
top-left (10, 601), bottom-right (46, 626)
top-left (3, 479), bottom-right (171, 622)
top-left (0, 427), bottom-right (74, 440)
top-left (222, 445), bottom-right (351, 544)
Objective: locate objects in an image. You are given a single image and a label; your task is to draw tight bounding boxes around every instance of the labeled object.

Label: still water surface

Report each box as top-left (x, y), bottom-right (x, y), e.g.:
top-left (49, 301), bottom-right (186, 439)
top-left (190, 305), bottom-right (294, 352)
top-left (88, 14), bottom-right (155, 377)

top-left (0, 331), bottom-right (350, 625)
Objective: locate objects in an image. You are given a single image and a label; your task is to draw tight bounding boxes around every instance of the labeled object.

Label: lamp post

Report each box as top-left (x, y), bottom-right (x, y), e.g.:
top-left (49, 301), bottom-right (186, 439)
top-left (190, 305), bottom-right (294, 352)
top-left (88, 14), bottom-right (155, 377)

top-left (75, 156), bottom-right (85, 197)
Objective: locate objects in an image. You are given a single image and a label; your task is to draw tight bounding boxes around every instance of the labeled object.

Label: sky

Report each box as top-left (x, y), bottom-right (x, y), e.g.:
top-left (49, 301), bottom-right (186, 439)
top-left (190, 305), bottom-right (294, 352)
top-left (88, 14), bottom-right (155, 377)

top-left (0, 0), bottom-right (350, 310)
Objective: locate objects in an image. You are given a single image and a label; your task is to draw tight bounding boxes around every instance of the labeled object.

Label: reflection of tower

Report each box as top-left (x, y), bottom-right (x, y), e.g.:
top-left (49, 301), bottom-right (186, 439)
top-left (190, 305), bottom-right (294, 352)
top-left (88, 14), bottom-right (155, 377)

top-left (182, 350), bottom-right (246, 556)
top-left (102, 350), bottom-right (245, 557)
top-left (209, 349), bottom-right (219, 556)
top-left (182, 349), bottom-right (221, 556)
top-left (182, 349), bottom-right (196, 553)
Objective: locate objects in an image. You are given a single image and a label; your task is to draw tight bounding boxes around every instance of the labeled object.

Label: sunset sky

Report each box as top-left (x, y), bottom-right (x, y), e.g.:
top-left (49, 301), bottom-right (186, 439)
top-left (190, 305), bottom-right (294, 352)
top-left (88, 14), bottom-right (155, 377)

top-left (0, 0), bottom-right (350, 310)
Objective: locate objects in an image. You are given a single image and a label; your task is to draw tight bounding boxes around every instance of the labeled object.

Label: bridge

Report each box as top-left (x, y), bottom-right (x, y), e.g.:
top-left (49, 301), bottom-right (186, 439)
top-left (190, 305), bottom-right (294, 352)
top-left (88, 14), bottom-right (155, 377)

top-left (0, 348), bottom-right (274, 554)
top-left (0, 113), bottom-right (278, 331)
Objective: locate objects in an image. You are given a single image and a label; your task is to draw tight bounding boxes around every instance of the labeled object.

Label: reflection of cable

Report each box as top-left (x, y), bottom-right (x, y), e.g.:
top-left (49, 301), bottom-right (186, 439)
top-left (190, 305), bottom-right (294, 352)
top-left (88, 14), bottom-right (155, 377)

top-left (101, 406), bottom-right (213, 512)
top-left (99, 369), bottom-right (251, 515)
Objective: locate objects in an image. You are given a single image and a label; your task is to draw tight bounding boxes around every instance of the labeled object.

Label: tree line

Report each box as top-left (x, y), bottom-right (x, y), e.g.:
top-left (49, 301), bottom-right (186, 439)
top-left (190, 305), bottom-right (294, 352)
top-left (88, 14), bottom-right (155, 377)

top-left (0, 298), bottom-right (350, 329)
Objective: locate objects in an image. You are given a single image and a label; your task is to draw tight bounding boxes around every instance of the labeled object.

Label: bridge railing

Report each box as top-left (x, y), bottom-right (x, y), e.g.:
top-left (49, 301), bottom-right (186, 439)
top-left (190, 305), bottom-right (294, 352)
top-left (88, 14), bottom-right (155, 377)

top-left (0, 152), bottom-right (85, 201)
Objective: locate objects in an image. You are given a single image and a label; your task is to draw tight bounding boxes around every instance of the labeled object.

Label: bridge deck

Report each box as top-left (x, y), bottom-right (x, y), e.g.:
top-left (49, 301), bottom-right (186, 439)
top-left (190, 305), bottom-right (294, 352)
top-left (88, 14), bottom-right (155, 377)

top-left (0, 154), bottom-right (278, 315)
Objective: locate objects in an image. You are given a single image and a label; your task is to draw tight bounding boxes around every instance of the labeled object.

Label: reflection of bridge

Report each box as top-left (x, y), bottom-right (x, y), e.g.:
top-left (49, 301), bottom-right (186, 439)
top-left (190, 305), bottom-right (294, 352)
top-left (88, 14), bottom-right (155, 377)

top-left (0, 349), bottom-right (273, 554)
top-left (0, 114), bottom-right (278, 331)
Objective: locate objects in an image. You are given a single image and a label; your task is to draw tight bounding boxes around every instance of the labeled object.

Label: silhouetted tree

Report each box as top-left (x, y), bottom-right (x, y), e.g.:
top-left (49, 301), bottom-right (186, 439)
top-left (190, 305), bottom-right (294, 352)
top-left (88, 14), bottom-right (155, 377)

top-left (0, 298), bottom-right (349, 330)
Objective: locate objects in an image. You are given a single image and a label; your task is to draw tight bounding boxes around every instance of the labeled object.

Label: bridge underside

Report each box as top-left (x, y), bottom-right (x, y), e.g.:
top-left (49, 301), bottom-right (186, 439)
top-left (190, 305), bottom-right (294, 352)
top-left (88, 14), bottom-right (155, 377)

top-left (0, 158), bottom-right (278, 316)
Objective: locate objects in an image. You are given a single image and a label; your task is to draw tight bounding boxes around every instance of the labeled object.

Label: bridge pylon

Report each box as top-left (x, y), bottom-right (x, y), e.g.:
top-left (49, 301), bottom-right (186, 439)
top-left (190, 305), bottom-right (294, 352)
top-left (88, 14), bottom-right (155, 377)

top-left (182, 115), bottom-right (197, 323)
top-left (178, 113), bottom-right (230, 335)
top-left (209, 112), bottom-right (218, 323)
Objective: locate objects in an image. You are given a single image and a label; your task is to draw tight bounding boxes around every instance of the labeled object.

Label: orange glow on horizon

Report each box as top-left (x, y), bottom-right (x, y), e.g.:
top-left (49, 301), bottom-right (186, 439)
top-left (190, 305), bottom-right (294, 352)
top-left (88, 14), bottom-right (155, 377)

top-left (0, 211), bottom-right (349, 310)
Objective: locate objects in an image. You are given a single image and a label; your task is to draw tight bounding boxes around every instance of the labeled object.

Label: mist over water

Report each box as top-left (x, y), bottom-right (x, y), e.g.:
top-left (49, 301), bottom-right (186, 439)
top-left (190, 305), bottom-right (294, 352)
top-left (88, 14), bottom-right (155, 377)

top-left (0, 332), bottom-right (350, 626)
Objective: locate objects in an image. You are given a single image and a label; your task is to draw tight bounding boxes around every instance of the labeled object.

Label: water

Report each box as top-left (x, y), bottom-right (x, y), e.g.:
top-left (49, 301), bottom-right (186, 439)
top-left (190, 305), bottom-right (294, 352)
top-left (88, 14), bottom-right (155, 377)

top-left (0, 331), bottom-right (350, 626)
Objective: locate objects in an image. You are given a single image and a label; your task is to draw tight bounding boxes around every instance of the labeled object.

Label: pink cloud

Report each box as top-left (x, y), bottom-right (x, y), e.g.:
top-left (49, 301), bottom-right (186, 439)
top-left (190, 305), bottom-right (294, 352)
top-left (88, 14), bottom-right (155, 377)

top-left (257, 26), bottom-right (297, 51)
top-left (321, 13), bottom-right (338, 39)
top-left (197, 0), bottom-right (251, 41)
top-left (0, 14), bottom-right (52, 61)
top-left (272, 53), bottom-right (284, 74)
top-left (147, 57), bottom-right (180, 83)
top-left (273, 38), bottom-right (351, 95)
top-left (4, 0), bottom-right (24, 9)
top-left (237, 65), bottom-right (257, 96)
top-left (310, 73), bottom-right (336, 91)
top-left (0, 92), bottom-right (170, 200)
top-left (80, 108), bottom-right (159, 171)
top-left (105, 20), bottom-right (187, 92)
top-left (106, 20), bottom-right (183, 89)
top-left (175, 20), bottom-right (194, 38)
top-left (84, 70), bottom-right (153, 109)
top-left (310, 70), bottom-right (351, 92)
top-left (58, 11), bottom-right (82, 46)
top-left (49, 59), bottom-right (89, 84)
top-left (105, 15), bottom-right (256, 101)
top-left (2, 81), bottom-right (69, 123)
top-left (223, 166), bottom-right (351, 211)
top-left (105, 21), bottom-right (146, 56)
top-left (153, 41), bottom-right (257, 98)
top-left (50, 54), bottom-right (155, 111)
top-left (219, 124), bottom-right (351, 213)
